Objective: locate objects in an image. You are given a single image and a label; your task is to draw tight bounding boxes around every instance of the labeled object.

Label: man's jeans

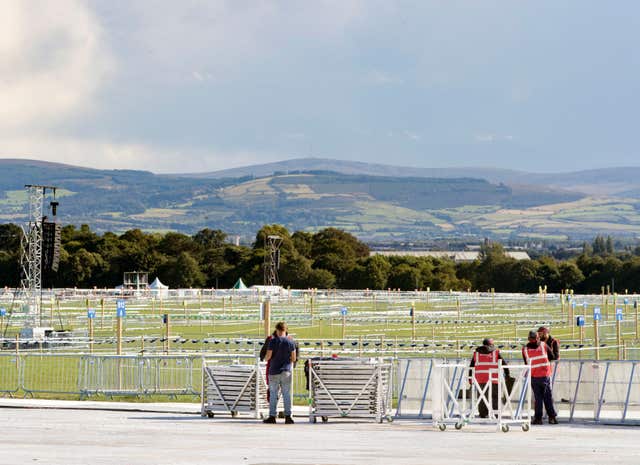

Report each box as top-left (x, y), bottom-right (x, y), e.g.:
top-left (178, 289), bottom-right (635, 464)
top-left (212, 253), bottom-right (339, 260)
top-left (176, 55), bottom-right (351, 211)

top-left (268, 371), bottom-right (292, 417)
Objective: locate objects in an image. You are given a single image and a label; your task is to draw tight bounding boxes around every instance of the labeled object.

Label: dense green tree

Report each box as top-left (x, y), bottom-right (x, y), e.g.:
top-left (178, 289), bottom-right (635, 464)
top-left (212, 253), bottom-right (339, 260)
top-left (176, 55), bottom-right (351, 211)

top-left (558, 262), bottom-right (585, 291)
top-left (159, 251), bottom-right (205, 288)
top-left (388, 263), bottom-right (421, 290)
top-left (291, 231), bottom-right (313, 258)
top-left (306, 268), bottom-right (336, 289)
top-left (4, 221), bottom-right (640, 293)
top-left (359, 255), bottom-right (391, 290)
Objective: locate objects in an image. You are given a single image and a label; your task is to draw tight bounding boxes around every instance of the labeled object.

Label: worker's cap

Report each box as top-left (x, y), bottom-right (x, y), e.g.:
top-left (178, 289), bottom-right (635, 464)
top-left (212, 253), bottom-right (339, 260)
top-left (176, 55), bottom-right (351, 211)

top-left (482, 338), bottom-right (494, 346)
top-left (528, 330), bottom-right (538, 340)
top-left (537, 326), bottom-right (549, 334)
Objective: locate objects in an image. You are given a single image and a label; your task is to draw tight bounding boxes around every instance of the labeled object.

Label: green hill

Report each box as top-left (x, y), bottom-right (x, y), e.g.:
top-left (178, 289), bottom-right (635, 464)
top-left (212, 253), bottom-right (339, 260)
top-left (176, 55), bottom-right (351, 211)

top-left (6, 158), bottom-right (637, 242)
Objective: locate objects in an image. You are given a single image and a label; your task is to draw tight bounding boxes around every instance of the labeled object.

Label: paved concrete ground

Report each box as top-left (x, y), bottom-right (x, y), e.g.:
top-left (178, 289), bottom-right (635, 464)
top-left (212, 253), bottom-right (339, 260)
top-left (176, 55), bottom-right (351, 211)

top-left (0, 401), bottom-right (638, 465)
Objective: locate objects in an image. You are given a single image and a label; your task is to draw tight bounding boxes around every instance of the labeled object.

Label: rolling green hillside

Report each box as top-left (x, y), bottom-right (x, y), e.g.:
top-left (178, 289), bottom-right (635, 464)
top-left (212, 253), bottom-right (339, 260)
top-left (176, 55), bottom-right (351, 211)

top-left (4, 158), bottom-right (639, 241)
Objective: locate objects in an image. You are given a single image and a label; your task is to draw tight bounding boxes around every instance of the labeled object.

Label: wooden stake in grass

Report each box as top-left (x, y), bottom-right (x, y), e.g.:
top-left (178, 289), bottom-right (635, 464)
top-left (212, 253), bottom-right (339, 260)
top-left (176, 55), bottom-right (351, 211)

top-left (116, 316), bottom-right (123, 356)
top-left (634, 300), bottom-right (639, 340)
top-left (616, 307), bottom-right (623, 360)
top-left (164, 313), bottom-right (171, 354)
top-left (87, 308), bottom-right (95, 354)
top-left (411, 302), bottom-right (416, 341)
top-left (100, 298), bottom-right (105, 330)
top-left (341, 306), bottom-right (347, 340)
top-left (593, 306), bottom-right (601, 360)
top-left (263, 299), bottom-right (271, 338)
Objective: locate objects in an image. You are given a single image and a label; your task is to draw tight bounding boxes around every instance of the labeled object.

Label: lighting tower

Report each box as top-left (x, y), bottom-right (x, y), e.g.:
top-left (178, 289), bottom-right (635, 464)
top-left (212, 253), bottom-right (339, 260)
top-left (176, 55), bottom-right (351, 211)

top-left (20, 184), bottom-right (58, 326)
top-left (263, 235), bottom-right (282, 286)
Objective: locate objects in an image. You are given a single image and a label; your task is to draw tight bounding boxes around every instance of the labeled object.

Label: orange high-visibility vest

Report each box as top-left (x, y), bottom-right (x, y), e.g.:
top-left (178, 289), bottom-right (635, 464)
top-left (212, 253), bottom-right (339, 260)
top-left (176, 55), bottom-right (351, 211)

top-left (523, 343), bottom-right (552, 378)
top-left (473, 350), bottom-right (499, 384)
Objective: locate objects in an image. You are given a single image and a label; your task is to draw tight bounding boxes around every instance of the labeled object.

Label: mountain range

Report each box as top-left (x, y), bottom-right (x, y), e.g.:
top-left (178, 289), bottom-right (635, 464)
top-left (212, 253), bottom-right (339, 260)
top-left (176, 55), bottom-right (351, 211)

top-left (1, 158), bottom-right (639, 242)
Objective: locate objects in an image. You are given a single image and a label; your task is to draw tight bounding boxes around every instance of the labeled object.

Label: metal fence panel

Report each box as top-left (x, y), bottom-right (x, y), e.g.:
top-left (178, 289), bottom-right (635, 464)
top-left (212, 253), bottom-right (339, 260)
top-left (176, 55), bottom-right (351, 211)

top-left (0, 354), bottom-right (20, 396)
top-left (21, 354), bottom-right (80, 395)
top-left (395, 358), bottom-right (436, 418)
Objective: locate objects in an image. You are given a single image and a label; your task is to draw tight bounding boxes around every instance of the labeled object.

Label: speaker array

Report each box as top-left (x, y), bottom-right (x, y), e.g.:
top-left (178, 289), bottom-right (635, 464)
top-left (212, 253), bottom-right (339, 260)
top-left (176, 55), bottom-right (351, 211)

top-left (42, 221), bottom-right (61, 272)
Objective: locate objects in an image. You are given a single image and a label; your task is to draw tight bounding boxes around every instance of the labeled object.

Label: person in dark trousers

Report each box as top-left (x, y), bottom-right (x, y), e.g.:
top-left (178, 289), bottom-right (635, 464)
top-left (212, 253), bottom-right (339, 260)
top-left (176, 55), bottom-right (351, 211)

top-left (523, 331), bottom-right (558, 425)
top-left (538, 326), bottom-right (560, 361)
top-left (469, 338), bottom-right (510, 418)
top-left (263, 321), bottom-right (297, 424)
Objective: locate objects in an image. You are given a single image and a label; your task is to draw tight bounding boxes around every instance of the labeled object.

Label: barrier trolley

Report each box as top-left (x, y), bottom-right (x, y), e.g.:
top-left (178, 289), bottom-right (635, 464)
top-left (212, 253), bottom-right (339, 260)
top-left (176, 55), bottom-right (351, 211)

top-left (432, 361), bottom-right (531, 432)
top-left (307, 357), bottom-right (393, 423)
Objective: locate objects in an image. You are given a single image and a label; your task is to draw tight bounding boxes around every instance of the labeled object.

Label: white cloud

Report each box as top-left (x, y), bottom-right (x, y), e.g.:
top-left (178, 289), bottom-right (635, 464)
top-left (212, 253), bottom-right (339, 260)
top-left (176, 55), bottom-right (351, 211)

top-left (366, 70), bottom-right (404, 86)
top-left (0, 136), bottom-right (279, 173)
top-left (120, 1), bottom-right (366, 83)
top-left (474, 133), bottom-right (514, 143)
top-left (0, 1), bottom-right (114, 131)
top-left (403, 130), bottom-right (421, 141)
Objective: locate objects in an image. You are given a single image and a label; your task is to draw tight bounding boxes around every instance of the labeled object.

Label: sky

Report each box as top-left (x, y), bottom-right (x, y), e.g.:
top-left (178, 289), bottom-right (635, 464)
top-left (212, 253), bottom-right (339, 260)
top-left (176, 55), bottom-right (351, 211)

top-left (1, 1), bottom-right (639, 174)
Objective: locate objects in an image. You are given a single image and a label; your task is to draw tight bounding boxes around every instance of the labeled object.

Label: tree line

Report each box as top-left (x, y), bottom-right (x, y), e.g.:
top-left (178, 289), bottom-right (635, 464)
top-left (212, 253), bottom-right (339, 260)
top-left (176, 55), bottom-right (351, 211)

top-left (0, 223), bottom-right (639, 293)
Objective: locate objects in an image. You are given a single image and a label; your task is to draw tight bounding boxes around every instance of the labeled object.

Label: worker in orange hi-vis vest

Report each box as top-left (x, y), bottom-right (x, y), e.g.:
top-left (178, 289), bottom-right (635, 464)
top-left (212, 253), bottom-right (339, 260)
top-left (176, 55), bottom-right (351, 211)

top-left (469, 338), bottom-right (510, 418)
top-left (523, 331), bottom-right (558, 425)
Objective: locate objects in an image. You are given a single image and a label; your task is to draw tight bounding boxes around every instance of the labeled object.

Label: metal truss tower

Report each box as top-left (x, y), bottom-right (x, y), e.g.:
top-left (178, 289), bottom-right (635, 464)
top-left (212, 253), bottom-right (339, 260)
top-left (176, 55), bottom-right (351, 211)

top-left (20, 184), bottom-right (57, 326)
top-left (263, 235), bottom-right (283, 286)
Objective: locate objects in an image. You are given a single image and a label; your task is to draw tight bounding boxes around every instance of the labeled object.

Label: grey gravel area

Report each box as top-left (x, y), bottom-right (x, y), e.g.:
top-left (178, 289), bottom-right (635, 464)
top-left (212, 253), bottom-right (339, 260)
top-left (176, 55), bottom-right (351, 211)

top-left (0, 401), bottom-right (638, 465)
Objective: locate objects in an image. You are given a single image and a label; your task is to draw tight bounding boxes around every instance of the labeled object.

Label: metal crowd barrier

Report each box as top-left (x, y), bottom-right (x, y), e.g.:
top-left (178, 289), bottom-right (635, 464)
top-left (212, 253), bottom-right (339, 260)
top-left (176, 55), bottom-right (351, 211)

top-left (0, 354), bottom-right (20, 397)
top-left (395, 358), bottom-right (640, 425)
top-left (431, 361), bottom-right (531, 432)
top-left (79, 355), bottom-right (198, 397)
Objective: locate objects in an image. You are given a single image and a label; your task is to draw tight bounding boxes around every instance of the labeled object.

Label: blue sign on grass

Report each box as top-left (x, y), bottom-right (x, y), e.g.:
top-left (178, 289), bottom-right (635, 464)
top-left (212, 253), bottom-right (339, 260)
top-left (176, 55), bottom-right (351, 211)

top-left (87, 308), bottom-right (96, 319)
top-left (116, 299), bottom-right (126, 318)
top-left (616, 307), bottom-right (623, 321)
top-left (0, 307), bottom-right (6, 317)
top-left (593, 307), bottom-right (601, 321)
top-left (340, 307), bottom-right (348, 316)
top-left (576, 316), bottom-right (585, 327)
top-left (624, 298), bottom-right (629, 305)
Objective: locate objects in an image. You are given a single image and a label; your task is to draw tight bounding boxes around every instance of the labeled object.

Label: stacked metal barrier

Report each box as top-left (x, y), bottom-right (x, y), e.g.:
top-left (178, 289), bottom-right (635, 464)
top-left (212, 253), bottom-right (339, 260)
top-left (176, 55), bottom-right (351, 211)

top-left (200, 357), bottom-right (270, 419)
top-left (307, 357), bottom-right (393, 423)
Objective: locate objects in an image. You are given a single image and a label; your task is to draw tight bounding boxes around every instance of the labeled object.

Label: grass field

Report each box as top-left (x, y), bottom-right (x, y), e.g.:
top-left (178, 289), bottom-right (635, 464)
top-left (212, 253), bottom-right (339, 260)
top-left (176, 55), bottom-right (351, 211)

top-left (2, 290), bottom-right (638, 360)
top-left (1, 289), bottom-right (639, 402)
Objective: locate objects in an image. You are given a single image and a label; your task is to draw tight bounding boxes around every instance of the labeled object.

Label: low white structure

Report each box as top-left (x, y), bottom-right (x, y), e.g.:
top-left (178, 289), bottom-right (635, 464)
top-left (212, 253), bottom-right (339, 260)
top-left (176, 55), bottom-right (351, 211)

top-left (149, 277), bottom-right (169, 298)
top-left (370, 250), bottom-right (530, 262)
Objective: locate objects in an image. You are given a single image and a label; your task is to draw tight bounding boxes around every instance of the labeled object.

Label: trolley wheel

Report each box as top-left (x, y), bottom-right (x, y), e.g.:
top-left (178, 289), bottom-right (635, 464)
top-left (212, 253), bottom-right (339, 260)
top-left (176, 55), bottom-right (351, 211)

top-left (278, 411), bottom-right (285, 419)
top-left (310, 416), bottom-right (317, 423)
top-left (501, 424), bottom-right (510, 433)
top-left (321, 416), bottom-right (328, 423)
top-left (231, 411), bottom-right (238, 418)
top-left (206, 411), bottom-right (214, 419)
top-left (454, 422), bottom-right (463, 430)
top-left (522, 423), bottom-right (530, 432)
top-left (438, 423), bottom-right (447, 431)
top-left (386, 416), bottom-right (394, 423)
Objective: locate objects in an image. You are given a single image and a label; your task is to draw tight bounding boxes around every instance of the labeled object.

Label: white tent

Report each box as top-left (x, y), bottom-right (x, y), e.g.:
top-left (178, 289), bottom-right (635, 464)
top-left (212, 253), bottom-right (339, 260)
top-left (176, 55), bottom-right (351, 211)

top-left (149, 277), bottom-right (169, 298)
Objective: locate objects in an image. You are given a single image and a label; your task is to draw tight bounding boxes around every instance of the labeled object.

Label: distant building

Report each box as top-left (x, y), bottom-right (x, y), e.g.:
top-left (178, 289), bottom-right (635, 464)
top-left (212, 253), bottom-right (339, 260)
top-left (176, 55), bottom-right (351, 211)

top-left (369, 250), bottom-right (530, 262)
